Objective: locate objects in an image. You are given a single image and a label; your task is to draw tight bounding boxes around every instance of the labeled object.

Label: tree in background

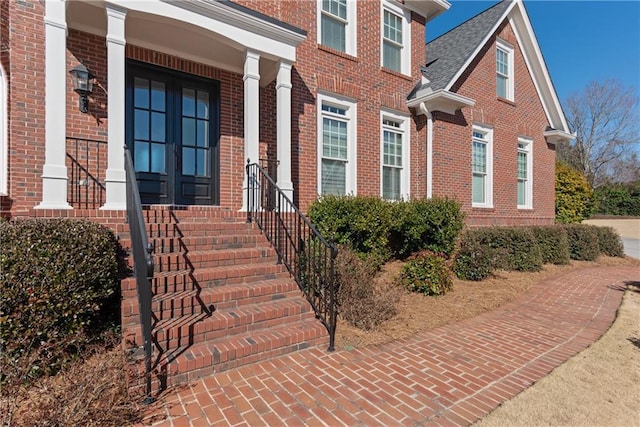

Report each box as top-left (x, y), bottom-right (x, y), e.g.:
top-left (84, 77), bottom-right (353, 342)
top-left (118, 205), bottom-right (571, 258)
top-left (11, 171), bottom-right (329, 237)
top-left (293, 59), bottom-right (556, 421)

top-left (555, 161), bottom-right (593, 223)
top-left (558, 79), bottom-right (639, 187)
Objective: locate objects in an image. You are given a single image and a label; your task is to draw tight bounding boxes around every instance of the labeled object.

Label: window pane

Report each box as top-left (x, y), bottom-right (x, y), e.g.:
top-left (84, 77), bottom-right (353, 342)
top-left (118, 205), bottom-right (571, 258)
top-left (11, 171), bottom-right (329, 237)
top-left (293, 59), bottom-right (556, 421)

top-left (383, 166), bottom-right (401, 201)
top-left (182, 118), bottom-right (195, 147)
top-left (472, 140), bottom-right (486, 173)
top-left (151, 81), bottom-right (165, 112)
top-left (134, 141), bottom-right (149, 172)
top-left (322, 0), bottom-right (346, 19)
top-left (517, 179), bottom-right (526, 206)
top-left (197, 148), bottom-right (207, 176)
top-left (321, 159), bottom-right (346, 195)
top-left (383, 130), bottom-right (402, 167)
top-left (151, 112), bottom-right (165, 142)
top-left (323, 117), bottom-right (347, 159)
top-left (183, 88), bottom-right (196, 117)
top-left (197, 120), bottom-right (208, 148)
top-left (134, 78), bottom-right (149, 109)
top-left (197, 91), bottom-right (209, 119)
top-left (384, 10), bottom-right (402, 44)
top-left (383, 41), bottom-right (401, 72)
top-left (134, 110), bottom-right (149, 140)
top-left (517, 151), bottom-right (527, 179)
top-left (182, 147), bottom-right (195, 176)
top-left (321, 14), bottom-right (346, 52)
top-left (472, 173), bottom-right (485, 204)
top-left (497, 49), bottom-right (508, 75)
top-left (151, 143), bottom-right (165, 174)
top-left (497, 75), bottom-right (507, 98)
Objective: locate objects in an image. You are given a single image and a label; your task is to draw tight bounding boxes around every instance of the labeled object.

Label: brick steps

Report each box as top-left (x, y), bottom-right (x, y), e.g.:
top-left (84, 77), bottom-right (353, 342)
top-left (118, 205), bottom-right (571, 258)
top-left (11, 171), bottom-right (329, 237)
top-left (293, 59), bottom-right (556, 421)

top-left (121, 207), bottom-right (328, 394)
top-left (156, 320), bottom-right (329, 388)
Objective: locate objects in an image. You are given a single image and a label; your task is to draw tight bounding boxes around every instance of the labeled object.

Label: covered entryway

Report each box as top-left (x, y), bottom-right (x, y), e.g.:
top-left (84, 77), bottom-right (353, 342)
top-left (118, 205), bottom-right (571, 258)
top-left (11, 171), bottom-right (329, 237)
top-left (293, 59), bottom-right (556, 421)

top-left (126, 61), bottom-right (220, 205)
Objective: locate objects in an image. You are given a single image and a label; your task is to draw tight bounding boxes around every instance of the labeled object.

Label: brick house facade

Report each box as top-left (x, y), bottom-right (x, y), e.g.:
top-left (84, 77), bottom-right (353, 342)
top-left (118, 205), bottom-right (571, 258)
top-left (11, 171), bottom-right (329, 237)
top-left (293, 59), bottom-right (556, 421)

top-left (0, 0), bottom-right (572, 222)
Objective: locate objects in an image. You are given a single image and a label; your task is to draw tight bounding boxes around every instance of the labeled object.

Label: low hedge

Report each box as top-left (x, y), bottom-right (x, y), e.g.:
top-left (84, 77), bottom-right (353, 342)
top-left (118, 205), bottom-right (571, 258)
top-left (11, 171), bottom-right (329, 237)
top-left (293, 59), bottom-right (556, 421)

top-left (593, 226), bottom-right (625, 257)
top-left (531, 225), bottom-right (570, 265)
top-left (308, 195), bottom-right (464, 264)
top-left (0, 219), bottom-right (120, 382)
top-left (562, 224), bottom-right (600, 261)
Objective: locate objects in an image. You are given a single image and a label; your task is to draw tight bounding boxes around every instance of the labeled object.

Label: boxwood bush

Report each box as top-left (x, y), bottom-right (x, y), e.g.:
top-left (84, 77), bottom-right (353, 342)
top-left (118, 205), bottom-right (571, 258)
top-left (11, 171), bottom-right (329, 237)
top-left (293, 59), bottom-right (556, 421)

top-left (561, 224), bottom-right (600, 261)
top-left (0, 219), bottom-right (120, 381)
top-left (399, 253), bottom-right (453, 296)
top-left (452, 230), bottom-right (501, 281)
top-left (531, 225), bottom-right (570, 265)
top-left (307, 195), bottom-right (464, 264)
top-left (593, 226), bottom-right (625, 257)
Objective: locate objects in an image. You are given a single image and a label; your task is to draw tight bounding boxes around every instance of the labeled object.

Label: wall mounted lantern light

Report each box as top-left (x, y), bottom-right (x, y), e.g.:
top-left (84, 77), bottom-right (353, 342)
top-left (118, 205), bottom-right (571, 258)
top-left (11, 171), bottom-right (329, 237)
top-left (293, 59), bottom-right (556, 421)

top-left (69, 63), bottom-right (95, 114)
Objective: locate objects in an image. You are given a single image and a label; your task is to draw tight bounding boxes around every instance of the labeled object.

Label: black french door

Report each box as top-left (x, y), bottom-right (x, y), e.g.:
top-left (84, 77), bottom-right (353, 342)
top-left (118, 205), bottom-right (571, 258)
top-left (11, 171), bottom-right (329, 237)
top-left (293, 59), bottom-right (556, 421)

top-left (126, 61), bottom-right (220, 205)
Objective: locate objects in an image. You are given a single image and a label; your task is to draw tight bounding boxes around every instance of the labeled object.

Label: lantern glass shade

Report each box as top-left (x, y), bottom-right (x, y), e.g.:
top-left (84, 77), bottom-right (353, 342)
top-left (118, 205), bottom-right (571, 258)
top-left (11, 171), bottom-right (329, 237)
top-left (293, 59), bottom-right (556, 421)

top-left (69, 64), bottom-right (94, 96)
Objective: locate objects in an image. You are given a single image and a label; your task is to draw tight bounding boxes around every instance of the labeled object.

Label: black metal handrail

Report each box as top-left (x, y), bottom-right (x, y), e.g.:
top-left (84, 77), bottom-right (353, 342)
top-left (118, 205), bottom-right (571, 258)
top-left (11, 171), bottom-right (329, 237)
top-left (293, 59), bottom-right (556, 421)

top-left (124, 146), bottom-right (155, 403)
top-left (66, 137), bottom-right (107, 208)
top-left (246, 161), bottom-right (338, 351)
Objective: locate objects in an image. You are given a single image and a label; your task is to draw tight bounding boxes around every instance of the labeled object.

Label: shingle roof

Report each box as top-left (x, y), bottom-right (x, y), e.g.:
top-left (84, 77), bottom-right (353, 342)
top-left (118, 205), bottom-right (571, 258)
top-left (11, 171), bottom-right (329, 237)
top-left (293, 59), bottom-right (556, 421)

top-left (423, 1), bottom-right (512, 91)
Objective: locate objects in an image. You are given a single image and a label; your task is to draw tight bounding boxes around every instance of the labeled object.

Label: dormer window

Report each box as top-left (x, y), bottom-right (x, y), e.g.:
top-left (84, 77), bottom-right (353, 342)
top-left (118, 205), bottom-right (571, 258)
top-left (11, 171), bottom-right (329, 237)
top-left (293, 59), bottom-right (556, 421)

top-left (496, 39), bottom-right (514, 101)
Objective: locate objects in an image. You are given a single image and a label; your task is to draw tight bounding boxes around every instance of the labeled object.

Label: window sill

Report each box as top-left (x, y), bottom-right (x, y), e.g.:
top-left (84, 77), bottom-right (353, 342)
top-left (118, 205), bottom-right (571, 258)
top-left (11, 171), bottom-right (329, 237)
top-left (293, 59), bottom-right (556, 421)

top-left (317, 45), bottom-right (358, 62)
top-left (497, 97), bottom-right (516, 107)
top-left (381, 67), bottom-right (413, 81)
top-left (517, 206), bottom-right (534, 211)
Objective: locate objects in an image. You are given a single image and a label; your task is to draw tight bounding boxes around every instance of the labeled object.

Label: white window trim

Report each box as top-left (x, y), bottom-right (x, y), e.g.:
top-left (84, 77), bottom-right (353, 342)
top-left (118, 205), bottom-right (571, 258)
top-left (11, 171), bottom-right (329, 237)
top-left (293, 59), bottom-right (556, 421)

top-left (317, 0), bottom-right (357, 56)
top-left (380, 110), bottom-right (410, 201)
top-left (381, 0), bottom-right (411, 76)
top-left (317, 92), bottom-right (357, 196)
top-left (0, 64), bottom-right (7, 196)
top-left (472, 124), bottom-right (493, 208)
top-left (496, 38), bottom-right (514, 101)
top-left (517, 136), bottom-right (533, 209)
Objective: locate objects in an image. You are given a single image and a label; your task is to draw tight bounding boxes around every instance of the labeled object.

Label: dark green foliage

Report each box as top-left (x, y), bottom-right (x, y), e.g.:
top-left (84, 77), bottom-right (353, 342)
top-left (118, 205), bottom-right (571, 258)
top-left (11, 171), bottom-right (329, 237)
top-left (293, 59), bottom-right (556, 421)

top-left (531, 226), bottom-right (571, 265)
top-left (0, 219), bottom-right (120, 382)
top-left (453, 227), bottom-right (543, 280)
top-left (308, 195), bottom-right (465, 264)
top-left (389, 198), bottom-right (465, 258)
top-left (593, 226), bottom-right (625, 257)
top-left (561, 224), bottom-right (600, 261)
top-left (593, 181), bottom-right (640, 216)
top-left (334, 247), bottom-right (402, 330)
top-left (400, 253), bottom-right (453, 296)
top-left (307, 195), bottom-right (392, 266)
top-left (453, 231), bottom-right (500, 281)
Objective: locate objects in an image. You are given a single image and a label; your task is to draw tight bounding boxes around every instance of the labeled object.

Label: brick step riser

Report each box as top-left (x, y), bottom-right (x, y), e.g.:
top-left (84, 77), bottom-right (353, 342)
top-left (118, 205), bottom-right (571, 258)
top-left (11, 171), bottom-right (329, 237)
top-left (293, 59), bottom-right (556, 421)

top-left (157, 331), bottom-right (329, 387)
top-left (151, 250), bottom-right (278, 273)
top-left (147, 235), bottom-right (266, 253)
top-left (155, 312), bottom-right (317, 351)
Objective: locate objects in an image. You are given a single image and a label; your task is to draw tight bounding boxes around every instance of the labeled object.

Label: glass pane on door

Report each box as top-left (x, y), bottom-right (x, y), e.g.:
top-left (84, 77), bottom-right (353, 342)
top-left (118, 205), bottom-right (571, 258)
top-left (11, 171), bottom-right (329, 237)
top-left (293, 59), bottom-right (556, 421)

top-left (181, 88), bottom-right (210, 177)
top-left (133, 77), bottom-right (167, 174)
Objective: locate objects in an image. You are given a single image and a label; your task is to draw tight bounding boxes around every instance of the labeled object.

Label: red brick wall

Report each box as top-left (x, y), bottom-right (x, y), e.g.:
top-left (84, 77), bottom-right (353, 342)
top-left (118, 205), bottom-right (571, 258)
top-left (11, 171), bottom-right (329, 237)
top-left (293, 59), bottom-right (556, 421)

top-left (432, 21), bottom-right (556, 226)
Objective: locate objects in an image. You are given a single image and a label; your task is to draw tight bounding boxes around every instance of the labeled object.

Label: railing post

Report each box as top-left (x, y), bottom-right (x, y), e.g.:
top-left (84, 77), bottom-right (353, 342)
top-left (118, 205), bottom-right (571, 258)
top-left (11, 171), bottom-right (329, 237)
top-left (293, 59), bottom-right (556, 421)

top-left (327, 241), bottom-right (338, 352)
top-left (246, 159), bottom-right (251, 223)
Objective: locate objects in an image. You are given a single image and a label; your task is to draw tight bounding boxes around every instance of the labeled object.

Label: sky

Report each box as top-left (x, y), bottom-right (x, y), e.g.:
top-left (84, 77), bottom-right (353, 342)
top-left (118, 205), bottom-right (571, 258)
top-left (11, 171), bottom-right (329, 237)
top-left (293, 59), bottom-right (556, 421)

top-left (426, 0), bottom-right (640, 103)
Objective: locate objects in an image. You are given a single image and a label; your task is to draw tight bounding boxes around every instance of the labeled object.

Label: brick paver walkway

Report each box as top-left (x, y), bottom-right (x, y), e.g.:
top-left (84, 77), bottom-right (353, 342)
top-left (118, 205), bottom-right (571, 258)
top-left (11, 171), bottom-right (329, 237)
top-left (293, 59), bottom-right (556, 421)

top-left (139, 266), bottom-right (639, 426)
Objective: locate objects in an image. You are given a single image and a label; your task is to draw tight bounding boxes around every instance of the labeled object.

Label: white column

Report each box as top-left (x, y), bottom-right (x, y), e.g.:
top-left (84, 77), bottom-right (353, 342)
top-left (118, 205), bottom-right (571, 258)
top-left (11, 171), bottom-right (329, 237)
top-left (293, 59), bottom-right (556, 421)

top-left (276, 60), bottom-right (293, 202)
top-left (37, 0), bottom-right (71, 210)
top-left (101, 4), bottom-right (127, 210)
top-left (242, 50), bottom-right (260, 211)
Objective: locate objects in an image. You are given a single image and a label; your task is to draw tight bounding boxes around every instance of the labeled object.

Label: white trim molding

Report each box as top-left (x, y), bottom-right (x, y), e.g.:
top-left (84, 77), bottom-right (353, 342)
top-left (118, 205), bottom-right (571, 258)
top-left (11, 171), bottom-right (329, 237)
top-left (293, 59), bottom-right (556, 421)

top-left (317, 92), bottom-right (357, 196)
top-left (0, 63), bottom-right (7, 196)
top-left (407, 89), bottom-right (475, 115)
top-left (471, 123), bottom-right (493, 208)
top-left (544, 128), bottom-right (574, 145)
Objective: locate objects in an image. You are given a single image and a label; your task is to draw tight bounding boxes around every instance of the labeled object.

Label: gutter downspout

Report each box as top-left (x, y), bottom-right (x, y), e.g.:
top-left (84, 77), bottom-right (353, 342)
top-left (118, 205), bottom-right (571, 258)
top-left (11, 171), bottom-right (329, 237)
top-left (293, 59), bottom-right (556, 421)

top-left (419, 102), bottom-right (433, 199)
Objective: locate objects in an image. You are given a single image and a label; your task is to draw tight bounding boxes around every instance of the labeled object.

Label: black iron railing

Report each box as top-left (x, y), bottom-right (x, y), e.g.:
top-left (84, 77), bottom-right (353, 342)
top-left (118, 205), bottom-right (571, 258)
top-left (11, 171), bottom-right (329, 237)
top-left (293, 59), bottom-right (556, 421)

top-left (124, 146), bottom-right (155, 403)
top-left (246, 161), bottom-right (338, 351)
top-left (66, 137), bottom-right (107, 208)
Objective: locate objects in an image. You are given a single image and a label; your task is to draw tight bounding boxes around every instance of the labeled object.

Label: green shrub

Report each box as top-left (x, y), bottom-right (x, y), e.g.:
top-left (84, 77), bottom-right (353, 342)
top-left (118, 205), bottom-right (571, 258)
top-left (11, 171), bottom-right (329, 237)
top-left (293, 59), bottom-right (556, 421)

top-left (562, 224), bottom-right (600, 261)
top-left (0, 219), bottom-right (120, 382)
top-left (400, 253), bottom-right (453, 296)
top-left (531, 226), bottom-right (570, 265)
top-left (593, 226), bottom-right (625, 257)
top-left (389, 197), bottom-right (464, 258)
top-left (334, 247), bottom-right (402, 330)
top-left (555, 161), bottom-right (594, 223)
top-left (308, 195), bottom-right (464, 263)
top-left (453, 231), bottom-right (500, 281)
top-left (308, 195), bottom-right (392, 265)
top-left (593, 181), bottom-right (640, 216)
